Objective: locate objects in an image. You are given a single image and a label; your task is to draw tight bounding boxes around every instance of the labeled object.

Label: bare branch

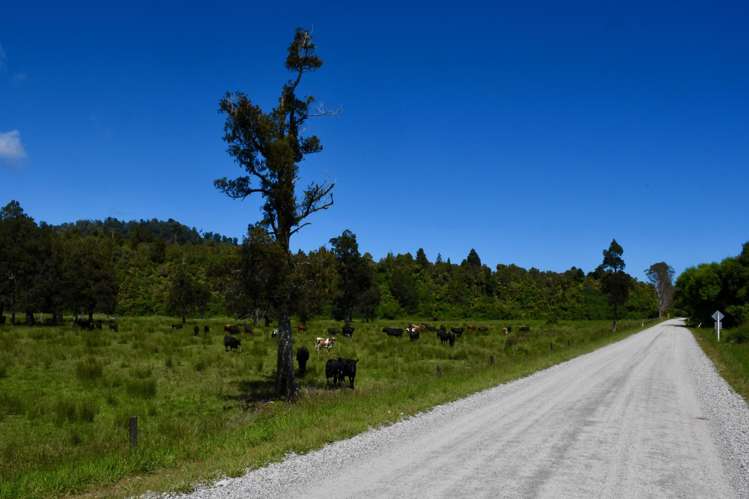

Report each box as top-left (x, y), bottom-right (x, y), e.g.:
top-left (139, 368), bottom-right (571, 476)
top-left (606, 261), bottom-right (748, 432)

top-left (309, 102), bottom-right (343, 118)
top-left (296, 182), bottom-right (334, 226)
top-left (289, 222), bottom-right (312, 237)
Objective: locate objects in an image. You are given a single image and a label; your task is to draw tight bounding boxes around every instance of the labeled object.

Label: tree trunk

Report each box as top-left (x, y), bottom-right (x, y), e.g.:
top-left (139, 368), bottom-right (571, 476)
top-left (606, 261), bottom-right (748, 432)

top-left (274, 230), bottom-right (296, 400)
top-left (275, 311), bottom-right (295, 399)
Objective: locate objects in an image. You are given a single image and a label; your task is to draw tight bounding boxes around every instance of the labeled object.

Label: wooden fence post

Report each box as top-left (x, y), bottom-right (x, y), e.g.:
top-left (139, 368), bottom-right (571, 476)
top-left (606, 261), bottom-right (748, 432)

top-left (129, 416), bottom-right (138, 448)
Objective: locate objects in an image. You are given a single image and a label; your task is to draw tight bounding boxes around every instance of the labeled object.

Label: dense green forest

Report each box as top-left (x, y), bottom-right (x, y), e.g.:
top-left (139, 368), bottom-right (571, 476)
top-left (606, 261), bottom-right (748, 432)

top-left (0, 200), bottom-right (658, 323)
top-left (675, 242), bottom-right (749, 327)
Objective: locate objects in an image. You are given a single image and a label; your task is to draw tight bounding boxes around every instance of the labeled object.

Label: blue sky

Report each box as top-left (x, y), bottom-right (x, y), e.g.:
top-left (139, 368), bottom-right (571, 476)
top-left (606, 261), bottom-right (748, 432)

top-left (1, 1), bottom-right (747, 278)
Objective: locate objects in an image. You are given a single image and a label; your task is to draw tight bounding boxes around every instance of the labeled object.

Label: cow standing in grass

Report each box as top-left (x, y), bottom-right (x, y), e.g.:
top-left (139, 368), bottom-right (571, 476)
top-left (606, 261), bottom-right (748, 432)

top-left (315, 337), bottom-right (336, 352)
top-left (339, 358), bottom-right (358, 388)
top-left (325, 358), bottom-right (342, 386)
top-left (224, 335), bottom-right (241, 352)
top-left (382, 327), bottom-right (403, 337)
top-left (296, 346), bottom-right (310, 375)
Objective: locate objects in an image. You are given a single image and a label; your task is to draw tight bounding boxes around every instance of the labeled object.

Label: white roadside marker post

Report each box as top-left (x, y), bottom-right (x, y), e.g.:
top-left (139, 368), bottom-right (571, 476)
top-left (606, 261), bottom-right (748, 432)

top-left (712, 310), bottom-right (724, 342)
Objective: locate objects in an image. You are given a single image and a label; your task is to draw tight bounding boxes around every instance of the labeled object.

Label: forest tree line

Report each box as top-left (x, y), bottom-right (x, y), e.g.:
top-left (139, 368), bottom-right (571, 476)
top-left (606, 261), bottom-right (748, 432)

top-left (675, 242), bottom-right (749, 327)
top-left (0, 200), bottom-right (659, 324)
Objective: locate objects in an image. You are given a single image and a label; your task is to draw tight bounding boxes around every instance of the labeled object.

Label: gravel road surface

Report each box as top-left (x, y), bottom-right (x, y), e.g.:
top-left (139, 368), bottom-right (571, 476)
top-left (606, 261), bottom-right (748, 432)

top-left (174, 319), bottom-right (749, 498)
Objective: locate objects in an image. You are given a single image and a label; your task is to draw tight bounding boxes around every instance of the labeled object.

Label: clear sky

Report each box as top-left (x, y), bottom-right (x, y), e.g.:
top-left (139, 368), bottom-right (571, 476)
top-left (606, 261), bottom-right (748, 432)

top-left (1, 1), bottom-right (747, 278)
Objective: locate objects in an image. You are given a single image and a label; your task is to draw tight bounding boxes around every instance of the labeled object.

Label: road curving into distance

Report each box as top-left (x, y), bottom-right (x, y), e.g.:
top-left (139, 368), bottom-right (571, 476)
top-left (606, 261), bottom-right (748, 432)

top-left (174, 320), bottom-right (749, 498)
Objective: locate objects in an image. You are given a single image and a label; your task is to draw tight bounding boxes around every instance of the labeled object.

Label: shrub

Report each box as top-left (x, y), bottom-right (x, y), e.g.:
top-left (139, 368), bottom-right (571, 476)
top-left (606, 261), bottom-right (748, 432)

top-left (75, 357), bottom-right (103, 382)
top-left (725, 326), bottom-right (749, 344)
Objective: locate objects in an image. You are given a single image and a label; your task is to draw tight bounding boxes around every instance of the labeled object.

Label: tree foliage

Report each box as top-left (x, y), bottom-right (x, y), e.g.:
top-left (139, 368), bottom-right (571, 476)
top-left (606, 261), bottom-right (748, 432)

top-left (0, 201), bottom-right (659, 331)
top-left (645, 262), bottom-right (675, 317)
top-left (675, 242), bottom-right (749, 327)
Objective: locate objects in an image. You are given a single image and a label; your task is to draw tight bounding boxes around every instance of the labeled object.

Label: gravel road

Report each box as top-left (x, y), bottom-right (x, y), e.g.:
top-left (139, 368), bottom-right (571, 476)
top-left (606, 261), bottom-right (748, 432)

top-left (174, 320), bottom-right (749, 498)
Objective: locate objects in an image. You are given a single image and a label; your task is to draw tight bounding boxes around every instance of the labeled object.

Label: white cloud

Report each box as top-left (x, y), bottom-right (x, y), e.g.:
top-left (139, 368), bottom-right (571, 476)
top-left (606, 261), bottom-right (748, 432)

top-left (0, 130), bottom-right (27, 161)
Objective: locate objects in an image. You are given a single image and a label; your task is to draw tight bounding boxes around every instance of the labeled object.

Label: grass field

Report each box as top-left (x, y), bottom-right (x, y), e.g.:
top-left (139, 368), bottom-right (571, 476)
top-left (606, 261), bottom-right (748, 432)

top-left (691, 323), bottom-right (749, 402)
top-left (0, 316), bottom-right (655, 498)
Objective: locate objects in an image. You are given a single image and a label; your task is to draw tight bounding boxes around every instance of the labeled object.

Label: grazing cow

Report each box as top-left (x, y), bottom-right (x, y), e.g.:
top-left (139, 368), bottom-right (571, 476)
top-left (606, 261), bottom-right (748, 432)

top-left (327, 327), bottom-right (339, 336)
top-left (408, 329), bottom-right (420, 341)
top-left (296, 346), bottom-right (310, 375)
top-left (204, 325), bottom-right (210, 334)
top-left (171, 323), bottom-right (183, 330)
top-left (272, 328), bottom-right (279, 338)
top-left (242, 323), bottom-right (253, 334)
top-left (325, 358), bottom-right (342, 386)
top-left (342, 325), bottom-right (354, 337)
top-left (339, 358), bottom-right (358, 388)
top-left (315, 337), bottom-right (336, 352)
top-left (297, 324), bottom-right (307, 333)
top-left (438, 328), bottom-right (455, 346)
top-left (74, 318), bottom-right (94, 330)
top-left (224, 335), bottom-right (241, 352)
top-left (224, 324), bottom-right (241, 335)
top-left (450, 327), bottom-right (464, 337)
top-left (193, 325), bottom-right (200, 336)
top-left (382, 327), bottom-right (403, 337)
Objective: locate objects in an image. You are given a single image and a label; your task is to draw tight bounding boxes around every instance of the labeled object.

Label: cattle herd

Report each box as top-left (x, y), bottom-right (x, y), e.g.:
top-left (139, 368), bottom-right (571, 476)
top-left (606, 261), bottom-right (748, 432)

top-left (2, 316), bottom-right (528, 392)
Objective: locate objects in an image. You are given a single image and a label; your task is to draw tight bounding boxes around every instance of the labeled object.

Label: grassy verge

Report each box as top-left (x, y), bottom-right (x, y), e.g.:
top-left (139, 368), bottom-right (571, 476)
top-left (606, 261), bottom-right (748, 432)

top-left (690, 324), bottom-right (749, 402)
top-left (0, 317), bottom-right (657, 498)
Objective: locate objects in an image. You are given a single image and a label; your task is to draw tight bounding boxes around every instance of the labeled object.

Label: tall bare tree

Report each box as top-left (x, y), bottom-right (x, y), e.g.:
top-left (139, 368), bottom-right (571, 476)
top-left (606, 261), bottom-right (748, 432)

top-left (646, 262), bottom-right (675, 318)
top-left (215, 29), bottom-right (334, 398)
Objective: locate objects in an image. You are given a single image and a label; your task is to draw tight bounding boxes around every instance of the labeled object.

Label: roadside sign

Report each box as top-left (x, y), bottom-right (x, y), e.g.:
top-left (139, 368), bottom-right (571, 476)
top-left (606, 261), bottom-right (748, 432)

top-left (712, 310), bottom-right (724, 342)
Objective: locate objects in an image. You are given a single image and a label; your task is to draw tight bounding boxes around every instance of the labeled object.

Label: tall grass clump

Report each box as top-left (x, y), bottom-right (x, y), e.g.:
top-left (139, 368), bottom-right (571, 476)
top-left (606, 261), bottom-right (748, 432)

top-left (75, 357), bottom-right (104, 382)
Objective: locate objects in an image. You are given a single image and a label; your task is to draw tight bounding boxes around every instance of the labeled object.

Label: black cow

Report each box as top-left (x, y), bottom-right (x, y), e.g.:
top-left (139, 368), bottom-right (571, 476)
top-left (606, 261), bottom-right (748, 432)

top-left (408, 329), bottom-right (420, 341)
top-left (451, 327), bottom-right (464, 337)
top-left (296, 346), bottom-right (310, 375)
top-left (74, 318), bottom-right (94, 330)
top-left (171, 323), bottom-right (183, 330)
top-left (342, 325), bottom-right (354, 337)
top-left (224, 335), bottom-right (241, 352)
top-left (224, 324), bottom-right (241, 335)
top-left (339, 358), bottom-right (358, 388)
top-left (438, 328), bottom-right (455, 346)
top-left (382, 327), bottom-right (403, 337)
top-left (193, 325), bottom-right (200, 336)
top-left (204, 325), bottom-right (210, 334)
top-left (325, 358), bottom-right (342, 386)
